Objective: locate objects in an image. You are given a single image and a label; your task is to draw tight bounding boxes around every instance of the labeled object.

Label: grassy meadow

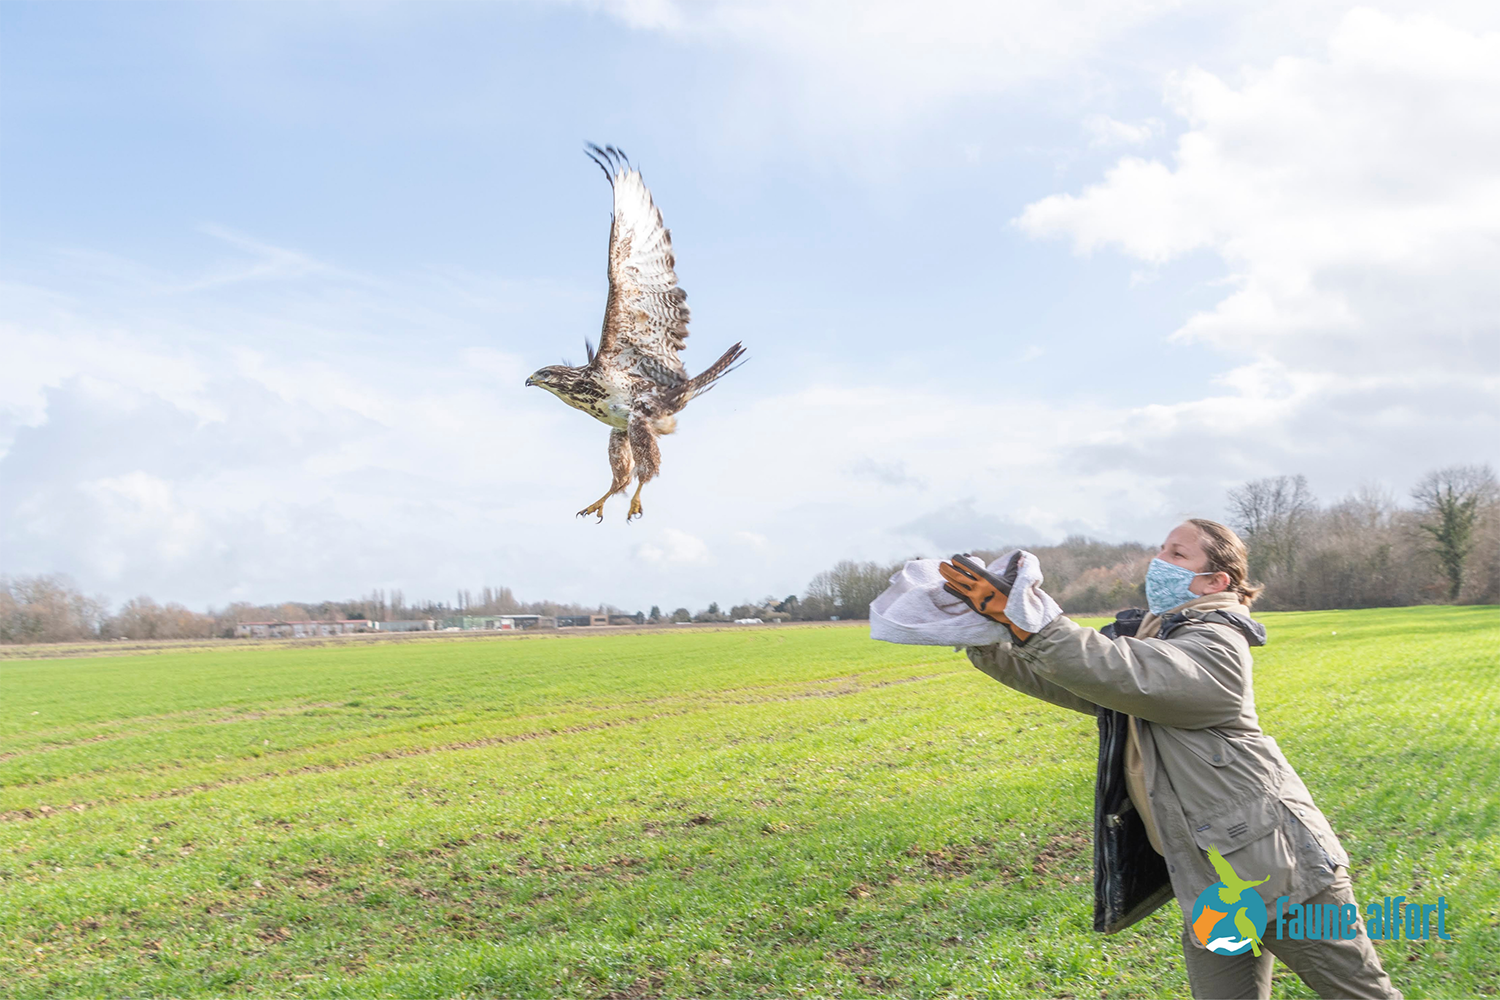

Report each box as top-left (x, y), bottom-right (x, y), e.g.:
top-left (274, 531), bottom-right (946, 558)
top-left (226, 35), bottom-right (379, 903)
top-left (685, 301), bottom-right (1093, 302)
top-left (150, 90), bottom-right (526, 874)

top-left (1, 607), bottom-right (1497, 998)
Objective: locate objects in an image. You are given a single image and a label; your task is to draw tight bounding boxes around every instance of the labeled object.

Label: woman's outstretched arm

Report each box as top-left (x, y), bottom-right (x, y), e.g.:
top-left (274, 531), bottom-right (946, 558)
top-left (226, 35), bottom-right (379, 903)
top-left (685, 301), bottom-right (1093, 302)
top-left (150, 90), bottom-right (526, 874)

top-left (1010, 616), bottom-right (1249, 729)
top-left (966, 641), bottom-right (1100, 715)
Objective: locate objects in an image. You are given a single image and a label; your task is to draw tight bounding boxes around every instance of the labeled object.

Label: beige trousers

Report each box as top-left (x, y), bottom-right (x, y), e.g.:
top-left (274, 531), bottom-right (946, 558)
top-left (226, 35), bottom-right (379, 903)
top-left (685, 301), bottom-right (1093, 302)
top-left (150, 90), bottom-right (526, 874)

top-left (1181, 868), bottom-right (1401, 1000)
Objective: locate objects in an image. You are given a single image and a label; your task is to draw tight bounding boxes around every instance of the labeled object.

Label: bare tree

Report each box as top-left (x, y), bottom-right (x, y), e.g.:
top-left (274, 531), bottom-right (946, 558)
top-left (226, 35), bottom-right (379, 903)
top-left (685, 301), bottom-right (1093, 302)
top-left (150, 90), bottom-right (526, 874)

top-left (1227, 475), bottom-right (1317, 589)
top-left (972, 537), bottom-right (1153, 613)
top-left (797, 560), bottom-right (899, 620)
top-left (1054, 555), bottom-right (1152, 614)
top-left (1411, 464), bottom-right (1499, 601)
top-left (0, 575), bottom-right (109, 643)
top-left (1473, 502), bottom-right (1500, 605)
top-left (1290, 485), bottom-right (1432, 609)
top-left (109, 596), bottom-right (218, 640)
top-left (471, 586), bottom-right (520, 615)
top-left (798, 570), bottom-right (836, 620)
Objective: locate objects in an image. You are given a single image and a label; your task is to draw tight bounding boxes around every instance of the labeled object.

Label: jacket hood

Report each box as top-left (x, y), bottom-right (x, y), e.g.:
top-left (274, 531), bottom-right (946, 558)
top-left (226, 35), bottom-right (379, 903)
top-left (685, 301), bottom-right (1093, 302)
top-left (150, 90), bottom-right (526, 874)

top-left (1167, 590), bottom-right (1251, 617)
top-left (1135, 591), bottom-right (1266, 647)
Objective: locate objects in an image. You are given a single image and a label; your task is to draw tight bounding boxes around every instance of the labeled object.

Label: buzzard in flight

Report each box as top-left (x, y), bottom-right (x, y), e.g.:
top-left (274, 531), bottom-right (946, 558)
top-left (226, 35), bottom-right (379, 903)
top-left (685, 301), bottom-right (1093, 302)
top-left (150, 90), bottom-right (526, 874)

top-left (526, 145), bottom-right (745, 522)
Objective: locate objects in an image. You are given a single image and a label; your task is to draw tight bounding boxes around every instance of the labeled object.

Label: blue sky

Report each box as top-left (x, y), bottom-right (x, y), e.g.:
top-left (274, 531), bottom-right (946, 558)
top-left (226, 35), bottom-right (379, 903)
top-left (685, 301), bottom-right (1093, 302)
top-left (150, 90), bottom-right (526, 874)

top-left (3, 1), bottom-right (1497, 612)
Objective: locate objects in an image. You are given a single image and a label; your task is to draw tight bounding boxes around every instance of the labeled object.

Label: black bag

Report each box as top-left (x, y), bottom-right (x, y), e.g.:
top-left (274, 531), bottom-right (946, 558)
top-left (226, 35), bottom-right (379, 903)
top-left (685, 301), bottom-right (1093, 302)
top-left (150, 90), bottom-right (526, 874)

top-left (1093, 609), bottom-right (1172, 933)
top-left (1093, 707), bottom-right (1173, 932)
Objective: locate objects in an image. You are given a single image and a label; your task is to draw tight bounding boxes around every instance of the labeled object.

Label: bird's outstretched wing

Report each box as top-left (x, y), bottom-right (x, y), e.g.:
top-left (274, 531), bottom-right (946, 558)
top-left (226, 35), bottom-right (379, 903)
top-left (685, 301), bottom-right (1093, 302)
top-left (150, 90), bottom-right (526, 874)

top-left (1207, 845), bottom-right (1238, 887)
top-left (586, 144), bottom-right (690, 385)
top-left (1208, 844), bottom-right (1268, 901)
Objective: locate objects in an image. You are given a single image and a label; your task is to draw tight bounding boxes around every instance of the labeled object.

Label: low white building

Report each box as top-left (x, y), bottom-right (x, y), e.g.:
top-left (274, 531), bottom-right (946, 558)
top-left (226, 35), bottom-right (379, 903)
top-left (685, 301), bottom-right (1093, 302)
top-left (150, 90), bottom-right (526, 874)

top-left (375, 620), bottom-right (437, 632)
top-left (235, 620), bottom-right (375, 639)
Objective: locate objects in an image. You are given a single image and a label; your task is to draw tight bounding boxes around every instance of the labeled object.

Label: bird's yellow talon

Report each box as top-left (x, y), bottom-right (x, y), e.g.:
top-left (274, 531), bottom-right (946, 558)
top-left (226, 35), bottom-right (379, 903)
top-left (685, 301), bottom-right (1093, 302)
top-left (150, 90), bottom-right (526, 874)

top-left (626, 484), bottom-right (644, 521)
top-left (577, 497), bottom-right (610, 522)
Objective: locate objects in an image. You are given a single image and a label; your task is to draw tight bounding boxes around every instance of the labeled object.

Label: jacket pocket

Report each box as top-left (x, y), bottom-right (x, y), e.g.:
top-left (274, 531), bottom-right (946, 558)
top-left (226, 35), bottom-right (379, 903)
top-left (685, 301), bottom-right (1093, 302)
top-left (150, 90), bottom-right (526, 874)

top-left (1159, 725), bottom-right (1238, 769)
top-left (1200, 823), bottom-right (1296, 910)
top-left (1188, 796), bottom-right (1280, 856)
top-left (1189, 797), bottom-right (1295, 905)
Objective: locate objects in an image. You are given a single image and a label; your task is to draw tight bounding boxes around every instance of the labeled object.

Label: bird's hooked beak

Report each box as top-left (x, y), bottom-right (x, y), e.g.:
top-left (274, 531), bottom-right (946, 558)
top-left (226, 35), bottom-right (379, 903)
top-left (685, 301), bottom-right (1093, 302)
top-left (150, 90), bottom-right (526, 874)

top-left (524, 375), bottom-right (536, 387)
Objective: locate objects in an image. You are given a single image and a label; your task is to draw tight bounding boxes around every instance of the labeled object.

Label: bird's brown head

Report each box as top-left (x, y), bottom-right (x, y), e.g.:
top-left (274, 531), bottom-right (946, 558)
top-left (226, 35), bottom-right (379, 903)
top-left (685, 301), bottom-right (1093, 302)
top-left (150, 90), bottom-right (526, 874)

top-left (525, 364), bottom-right (589, 402)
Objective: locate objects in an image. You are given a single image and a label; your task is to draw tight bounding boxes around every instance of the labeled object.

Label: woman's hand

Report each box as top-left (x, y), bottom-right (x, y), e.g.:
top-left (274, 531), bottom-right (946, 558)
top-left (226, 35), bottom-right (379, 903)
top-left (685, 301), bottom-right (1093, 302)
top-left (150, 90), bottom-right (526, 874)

top-left (938, 554), bottom-right (1033, 641)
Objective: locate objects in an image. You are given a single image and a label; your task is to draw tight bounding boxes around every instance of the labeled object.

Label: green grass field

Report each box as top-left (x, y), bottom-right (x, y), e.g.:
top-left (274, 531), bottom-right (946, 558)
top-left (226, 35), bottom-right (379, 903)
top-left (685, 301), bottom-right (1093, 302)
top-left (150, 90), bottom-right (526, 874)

top-left (2, 607), bottom-right (1497, 998)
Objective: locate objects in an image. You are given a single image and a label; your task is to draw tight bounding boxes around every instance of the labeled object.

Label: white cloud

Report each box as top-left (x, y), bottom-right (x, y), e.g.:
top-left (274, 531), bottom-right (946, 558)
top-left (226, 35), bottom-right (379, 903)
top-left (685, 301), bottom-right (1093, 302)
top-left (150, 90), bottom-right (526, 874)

top-left (0, 229), bottom-right (612, 607)
top-left (733, 530), bottom-right (768, 549)
top-left (593, 2), bottom-right (1500, 138)
top-left (182, 225), bottom-right (367, 291)
top-left (637, 528), bottom-right (712, 565)
top-left (82, 471), bottom-right (209, 568)
top-left (1017, 8), bottom-right (1500, 472)
top-left (585, 0), bottom-right (1187, 159)
top-left (0, 288), bottom-right (220, 441)
top-left (849, 457), bottom-right (923, 490)
top-left (597, 0), bottom-right (1176, 113)
top-left (1083, 114), bottom-right (1162, 147)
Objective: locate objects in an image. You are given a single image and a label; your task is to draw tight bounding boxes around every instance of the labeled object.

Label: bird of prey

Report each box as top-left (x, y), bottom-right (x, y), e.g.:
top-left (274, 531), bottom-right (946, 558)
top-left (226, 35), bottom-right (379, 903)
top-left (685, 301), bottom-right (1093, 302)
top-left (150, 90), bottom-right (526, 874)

top-left (526, 144), bottom-right (745, 522)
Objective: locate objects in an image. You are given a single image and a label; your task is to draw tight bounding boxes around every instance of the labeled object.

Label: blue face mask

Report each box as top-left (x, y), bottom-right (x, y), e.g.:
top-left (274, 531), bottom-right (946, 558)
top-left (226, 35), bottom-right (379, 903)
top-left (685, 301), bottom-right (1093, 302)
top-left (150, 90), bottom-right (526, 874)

top-left (1145, 558), bottom-right (1213, 615)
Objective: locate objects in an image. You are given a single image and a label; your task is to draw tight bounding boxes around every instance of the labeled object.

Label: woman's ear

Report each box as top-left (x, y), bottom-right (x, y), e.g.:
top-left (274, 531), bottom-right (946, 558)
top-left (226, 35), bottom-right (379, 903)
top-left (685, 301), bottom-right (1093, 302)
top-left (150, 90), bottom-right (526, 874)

top-left (1203, 571), bottom-right (1232, 595)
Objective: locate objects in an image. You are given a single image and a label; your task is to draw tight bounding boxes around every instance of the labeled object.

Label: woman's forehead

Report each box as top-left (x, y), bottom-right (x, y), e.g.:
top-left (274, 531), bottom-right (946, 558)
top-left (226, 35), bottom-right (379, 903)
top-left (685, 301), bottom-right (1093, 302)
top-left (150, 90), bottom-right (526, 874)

top-left (1162, 524), bottom-right (1201, 549)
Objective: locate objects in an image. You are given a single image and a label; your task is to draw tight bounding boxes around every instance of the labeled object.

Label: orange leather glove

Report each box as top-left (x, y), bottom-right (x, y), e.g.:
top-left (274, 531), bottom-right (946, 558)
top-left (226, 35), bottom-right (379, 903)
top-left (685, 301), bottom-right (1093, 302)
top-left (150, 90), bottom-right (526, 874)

top-left (938, 553), bottom-right (1033, 641)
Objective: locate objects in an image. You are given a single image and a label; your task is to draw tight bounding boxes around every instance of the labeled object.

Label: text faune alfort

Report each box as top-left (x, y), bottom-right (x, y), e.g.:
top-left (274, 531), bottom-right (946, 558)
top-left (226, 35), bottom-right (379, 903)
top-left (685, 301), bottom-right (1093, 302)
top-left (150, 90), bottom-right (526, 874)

top-left (1275, 894), bottom-right (1452, 941)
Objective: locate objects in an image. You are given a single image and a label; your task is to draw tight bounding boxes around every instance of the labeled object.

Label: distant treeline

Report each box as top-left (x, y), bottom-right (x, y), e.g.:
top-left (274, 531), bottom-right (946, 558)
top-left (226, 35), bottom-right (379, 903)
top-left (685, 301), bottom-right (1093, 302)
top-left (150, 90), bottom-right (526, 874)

top-left (764, 464), bottom-right (1498, 621)
top-left (2, 464), bottom-right (1494, 644)
top-left (998, 464), bottom-right (1500, 614)
top-left (1222, 466), bottom-right (1499, 609)
top-left (0, 584), bottom-right (617, 645)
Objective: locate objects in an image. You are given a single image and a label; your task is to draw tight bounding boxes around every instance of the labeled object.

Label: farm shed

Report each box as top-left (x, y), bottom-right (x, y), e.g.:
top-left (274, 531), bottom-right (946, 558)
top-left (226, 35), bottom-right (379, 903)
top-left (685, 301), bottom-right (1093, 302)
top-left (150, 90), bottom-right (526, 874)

top-left (442, 614), bottom-right (553, 631)
top-left (556, 614), bottom-right (609, 628)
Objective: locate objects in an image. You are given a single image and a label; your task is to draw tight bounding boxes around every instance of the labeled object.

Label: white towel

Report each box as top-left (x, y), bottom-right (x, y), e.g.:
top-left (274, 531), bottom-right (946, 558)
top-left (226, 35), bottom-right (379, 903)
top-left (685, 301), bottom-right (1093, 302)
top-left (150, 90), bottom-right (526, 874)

top-left (869, 549), bottom-right (1062, 646)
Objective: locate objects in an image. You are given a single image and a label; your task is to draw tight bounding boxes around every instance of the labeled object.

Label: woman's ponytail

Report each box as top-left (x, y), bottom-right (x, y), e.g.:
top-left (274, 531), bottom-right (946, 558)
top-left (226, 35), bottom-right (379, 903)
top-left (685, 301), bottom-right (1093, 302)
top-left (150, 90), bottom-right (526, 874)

top-left (1188, 518), bottom-right (1265, 607)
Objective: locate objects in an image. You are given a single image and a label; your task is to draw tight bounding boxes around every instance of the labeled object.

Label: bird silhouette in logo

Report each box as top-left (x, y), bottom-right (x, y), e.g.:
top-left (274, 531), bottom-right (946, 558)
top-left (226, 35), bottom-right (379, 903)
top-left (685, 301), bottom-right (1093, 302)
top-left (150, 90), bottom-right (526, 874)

top-left (1199, 845), bottom-right (1271, 956)
top-left (1208, 845), bottom-right (1270, 904)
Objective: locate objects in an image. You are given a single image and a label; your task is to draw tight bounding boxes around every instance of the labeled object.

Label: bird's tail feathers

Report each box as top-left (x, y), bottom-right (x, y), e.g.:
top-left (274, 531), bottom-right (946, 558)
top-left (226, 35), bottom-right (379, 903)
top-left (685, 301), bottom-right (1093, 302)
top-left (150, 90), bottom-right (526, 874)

top-left (672, 342), bottom-right (746, 407)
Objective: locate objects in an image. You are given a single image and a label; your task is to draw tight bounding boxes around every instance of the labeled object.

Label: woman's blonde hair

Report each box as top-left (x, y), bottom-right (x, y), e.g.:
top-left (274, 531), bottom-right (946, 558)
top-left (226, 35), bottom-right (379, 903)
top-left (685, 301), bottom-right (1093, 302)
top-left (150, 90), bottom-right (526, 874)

top-left (1187, 518), bottom-right (1265, 607)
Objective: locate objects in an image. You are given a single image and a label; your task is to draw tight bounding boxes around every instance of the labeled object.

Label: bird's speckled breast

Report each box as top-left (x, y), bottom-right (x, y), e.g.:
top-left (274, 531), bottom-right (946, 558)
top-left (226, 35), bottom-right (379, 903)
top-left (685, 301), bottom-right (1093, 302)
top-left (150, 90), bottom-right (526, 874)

top-left (561, 370), bottom-right (632, 430)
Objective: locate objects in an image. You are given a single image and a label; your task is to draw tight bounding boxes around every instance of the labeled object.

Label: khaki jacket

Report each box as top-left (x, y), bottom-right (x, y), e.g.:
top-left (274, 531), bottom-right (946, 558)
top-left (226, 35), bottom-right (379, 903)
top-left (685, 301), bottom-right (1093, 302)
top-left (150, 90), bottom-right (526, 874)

top-left (967, 592), bottom-right (1348, 938)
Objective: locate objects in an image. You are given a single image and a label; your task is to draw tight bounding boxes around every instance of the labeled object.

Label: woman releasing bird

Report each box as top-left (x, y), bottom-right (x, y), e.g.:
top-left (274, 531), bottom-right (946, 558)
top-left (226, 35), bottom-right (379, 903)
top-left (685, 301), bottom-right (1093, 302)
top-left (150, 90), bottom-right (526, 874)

top-left (940, 520), bottom-right (1400, 999)
top-left (526, 145), bottom-right (745, 522)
